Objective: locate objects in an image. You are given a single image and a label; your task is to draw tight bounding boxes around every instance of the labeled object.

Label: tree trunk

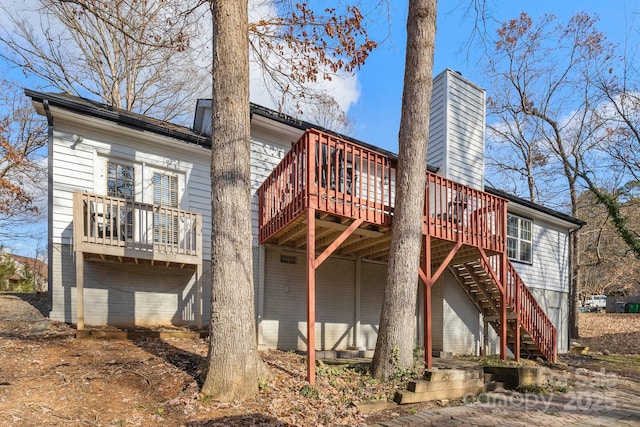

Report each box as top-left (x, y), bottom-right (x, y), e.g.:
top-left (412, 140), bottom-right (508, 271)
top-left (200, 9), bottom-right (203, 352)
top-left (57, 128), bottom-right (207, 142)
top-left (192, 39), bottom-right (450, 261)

top-left (371, 0), bottom-right (436, 380)
top-left (569, 229), bottom-right (580, 339)
top-left (201, 0), bottom-right (260, 401)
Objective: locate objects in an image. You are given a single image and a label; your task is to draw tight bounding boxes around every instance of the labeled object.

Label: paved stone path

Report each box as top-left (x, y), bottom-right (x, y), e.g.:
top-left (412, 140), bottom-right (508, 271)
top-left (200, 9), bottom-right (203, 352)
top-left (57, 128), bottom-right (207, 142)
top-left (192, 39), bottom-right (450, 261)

top-left (370, 368), bottom-right (640, 426)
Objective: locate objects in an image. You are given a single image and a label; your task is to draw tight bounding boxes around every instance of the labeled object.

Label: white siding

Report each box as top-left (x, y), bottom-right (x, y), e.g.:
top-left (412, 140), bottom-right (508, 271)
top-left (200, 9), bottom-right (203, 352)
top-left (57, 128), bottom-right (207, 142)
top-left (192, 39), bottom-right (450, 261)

top-left (431, 279), bottom-right (445, 351)
top-left (48, 243), bottom-right (205, 326)
top-left (428, 71), bottom-right (447, 173)
top-left (442, 271), bottom-right (481, 355)
top-left (49, 112), bottom-right (212, 327)
top-left (432, 271), bottom-right (481, 355)
top-left (260, 248), bottom-right (356, 351)
top-left (249, 126), bottom-right (297, 245)
top-left (510, 213), bottom-right (571, 294)
top-left (359, 261), bottom-right (387, 350)
top-left (428, 69), bottom-right (485, 190)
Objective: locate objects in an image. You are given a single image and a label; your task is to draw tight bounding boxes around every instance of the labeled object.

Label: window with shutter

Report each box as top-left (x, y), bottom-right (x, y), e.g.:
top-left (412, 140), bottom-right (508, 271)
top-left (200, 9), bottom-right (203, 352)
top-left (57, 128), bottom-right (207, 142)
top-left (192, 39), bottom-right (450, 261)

top-left (153, 172), bottom-right (179, 244)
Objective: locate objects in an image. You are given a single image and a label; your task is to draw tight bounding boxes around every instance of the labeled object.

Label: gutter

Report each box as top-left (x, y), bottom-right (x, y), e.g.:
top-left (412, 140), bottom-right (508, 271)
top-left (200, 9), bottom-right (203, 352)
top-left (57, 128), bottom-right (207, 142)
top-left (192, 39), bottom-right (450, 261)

top-left (25, 89), bottom-right (211, 148)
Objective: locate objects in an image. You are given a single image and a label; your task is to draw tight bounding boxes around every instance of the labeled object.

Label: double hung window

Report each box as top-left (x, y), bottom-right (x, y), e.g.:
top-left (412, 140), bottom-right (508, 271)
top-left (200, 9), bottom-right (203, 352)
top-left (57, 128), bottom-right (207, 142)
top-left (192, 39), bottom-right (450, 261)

top-left (507, 214), bottom-right (532, 263)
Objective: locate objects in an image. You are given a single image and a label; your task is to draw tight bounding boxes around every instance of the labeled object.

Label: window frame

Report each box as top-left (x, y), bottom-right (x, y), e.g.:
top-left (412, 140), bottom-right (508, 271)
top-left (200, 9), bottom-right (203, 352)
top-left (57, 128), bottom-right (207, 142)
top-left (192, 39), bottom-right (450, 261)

top-left (106, 161), bottom-right (135, 201)
top-left (506, 214), bottom-right (533, 264)
top-left (153, 171), bottom-right (179, 244)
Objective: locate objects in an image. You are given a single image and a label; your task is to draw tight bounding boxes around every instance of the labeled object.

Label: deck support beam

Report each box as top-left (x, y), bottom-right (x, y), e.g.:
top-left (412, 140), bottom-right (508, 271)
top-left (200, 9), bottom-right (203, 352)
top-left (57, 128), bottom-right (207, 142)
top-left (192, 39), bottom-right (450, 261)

top-left (305, 212), bottom-right (364, 384)
top-left (500, 252), bottom-right (508, 361)
top-left (306, 207), bottom-right (316, 385)
top-left (419, 240), bottom-right (462, 369)
top-left (514, 265), bottom-right (521, 362)
top-left (419, 235), bottom-right (432, 369)
top-left (76, 251), bottom-right (84, 330)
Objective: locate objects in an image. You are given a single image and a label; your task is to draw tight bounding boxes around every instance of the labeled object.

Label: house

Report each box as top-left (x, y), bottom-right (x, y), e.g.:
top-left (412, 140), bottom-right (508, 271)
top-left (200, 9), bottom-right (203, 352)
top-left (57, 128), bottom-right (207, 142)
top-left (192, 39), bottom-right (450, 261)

top-left (0, 253), bottom-right (48, 292)
top-left (26, 69), bottom-right (583, 378)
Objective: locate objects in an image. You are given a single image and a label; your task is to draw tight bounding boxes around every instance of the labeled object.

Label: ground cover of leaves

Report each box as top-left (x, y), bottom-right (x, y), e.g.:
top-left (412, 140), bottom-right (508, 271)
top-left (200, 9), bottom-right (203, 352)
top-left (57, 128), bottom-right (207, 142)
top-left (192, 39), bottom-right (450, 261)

top-left (577, 312), bottom-right (640, 354)
top-left (0, 319), bottom-right (431, 426)
top-left (1, 295), bottom-right (639, 427)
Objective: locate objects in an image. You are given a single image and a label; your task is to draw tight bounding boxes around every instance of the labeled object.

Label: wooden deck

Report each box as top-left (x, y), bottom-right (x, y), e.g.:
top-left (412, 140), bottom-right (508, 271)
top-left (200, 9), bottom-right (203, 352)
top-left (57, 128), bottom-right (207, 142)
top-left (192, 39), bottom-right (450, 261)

top-left (257, 129), bottom-right (557, 384)
top-left (258, 129), bottom-right (507, 266)
top-left (73, 192), bottom-right (202, 268)
top-left (72, 192), bottom-right (203, 330)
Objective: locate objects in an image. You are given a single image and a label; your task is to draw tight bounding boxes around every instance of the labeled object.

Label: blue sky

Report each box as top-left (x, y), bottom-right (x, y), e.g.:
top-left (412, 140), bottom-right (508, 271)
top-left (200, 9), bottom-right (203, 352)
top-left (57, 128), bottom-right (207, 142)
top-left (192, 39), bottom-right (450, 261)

top-left (350, 0), bottom-right (640, 152)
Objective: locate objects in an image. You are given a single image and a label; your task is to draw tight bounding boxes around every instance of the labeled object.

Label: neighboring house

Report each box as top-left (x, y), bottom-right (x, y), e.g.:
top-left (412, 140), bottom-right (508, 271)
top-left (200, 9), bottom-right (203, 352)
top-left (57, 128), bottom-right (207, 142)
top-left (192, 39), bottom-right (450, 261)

top-left (0, 253), bottom-right (48, 292)
top-left (26, 69), bottom-right (583, 370)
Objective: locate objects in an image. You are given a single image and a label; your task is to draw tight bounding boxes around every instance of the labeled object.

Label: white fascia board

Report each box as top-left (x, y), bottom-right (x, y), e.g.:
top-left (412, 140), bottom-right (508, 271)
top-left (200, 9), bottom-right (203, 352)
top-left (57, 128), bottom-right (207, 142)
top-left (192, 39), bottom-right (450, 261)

top-left (41, 104), bottom-right (210, 156)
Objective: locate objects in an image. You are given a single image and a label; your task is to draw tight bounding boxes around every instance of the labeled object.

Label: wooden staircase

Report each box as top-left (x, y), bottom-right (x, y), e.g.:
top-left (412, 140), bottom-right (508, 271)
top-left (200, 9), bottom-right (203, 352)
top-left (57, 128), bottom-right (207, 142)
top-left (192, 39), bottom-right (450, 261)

top-left (449, 258), bottom-right (557, 362)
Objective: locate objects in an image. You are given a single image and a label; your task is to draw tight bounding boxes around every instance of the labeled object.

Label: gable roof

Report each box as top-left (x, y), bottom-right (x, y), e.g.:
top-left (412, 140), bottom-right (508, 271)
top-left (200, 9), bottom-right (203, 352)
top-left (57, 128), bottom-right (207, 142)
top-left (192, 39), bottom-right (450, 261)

top-left (25, 89), bottom-right (583, 228)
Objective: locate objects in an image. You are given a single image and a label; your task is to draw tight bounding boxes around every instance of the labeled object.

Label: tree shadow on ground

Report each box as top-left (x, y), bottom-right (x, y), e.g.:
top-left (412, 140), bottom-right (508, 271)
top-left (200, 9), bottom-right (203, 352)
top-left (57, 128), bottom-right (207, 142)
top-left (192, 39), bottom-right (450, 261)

top-left (133, 337), bottom-right (206, 387)
top-left (185, 414), bottom-right (294, 426)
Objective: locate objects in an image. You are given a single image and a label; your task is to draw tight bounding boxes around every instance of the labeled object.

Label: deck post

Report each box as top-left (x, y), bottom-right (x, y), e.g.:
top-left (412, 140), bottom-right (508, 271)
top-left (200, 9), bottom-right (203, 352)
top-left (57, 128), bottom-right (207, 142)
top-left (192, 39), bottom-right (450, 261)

top-left (354, 257), bottom-right (362, 349)
top-left (196, 263), bottom-right (203, 329)
top-left (306, 207), bottom-right (316, 384)
top-left (76, 251), bottom-right (84, 330)
top-left (196, 215), bottom-right (203, 329)
top-left (422, 234), bottom-right (432, 369)
top-left (500, 254), bottom-right (507, 361)
top-left (514, 270), bottom-right (521, 362)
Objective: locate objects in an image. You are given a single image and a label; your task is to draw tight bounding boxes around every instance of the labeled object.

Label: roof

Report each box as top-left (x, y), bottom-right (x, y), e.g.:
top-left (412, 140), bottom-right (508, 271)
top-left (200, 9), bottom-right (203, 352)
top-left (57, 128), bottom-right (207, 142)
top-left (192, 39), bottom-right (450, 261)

top-left (25, 89), bottom-right (583, 228)
top-left (25, 89), bottom-right (210, 148)
top-left (194, 98), bottom-right (439, 172)
top-left (486, 187), bottom-right (585, 227)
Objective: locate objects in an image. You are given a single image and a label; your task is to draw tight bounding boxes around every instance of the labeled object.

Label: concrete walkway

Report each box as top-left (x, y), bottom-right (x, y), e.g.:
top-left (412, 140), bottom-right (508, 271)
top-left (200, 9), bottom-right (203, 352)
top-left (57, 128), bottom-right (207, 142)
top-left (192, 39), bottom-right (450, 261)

top-left (370, 368), bottom-right (640, 426)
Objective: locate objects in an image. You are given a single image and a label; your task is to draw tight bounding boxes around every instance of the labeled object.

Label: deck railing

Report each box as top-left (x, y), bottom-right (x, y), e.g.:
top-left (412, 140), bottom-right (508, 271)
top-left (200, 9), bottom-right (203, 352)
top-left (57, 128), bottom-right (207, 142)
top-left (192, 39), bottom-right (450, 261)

top-left (506, 261), bottom-right (557, 362)
top-left (258, 129), bottom-right (506, 253)
top-left (73, 192), bottom-right (201, 259)
top-left (479, 255), bottom-right (557, 362)
top-left (424, 174), bottom-right (506, 253)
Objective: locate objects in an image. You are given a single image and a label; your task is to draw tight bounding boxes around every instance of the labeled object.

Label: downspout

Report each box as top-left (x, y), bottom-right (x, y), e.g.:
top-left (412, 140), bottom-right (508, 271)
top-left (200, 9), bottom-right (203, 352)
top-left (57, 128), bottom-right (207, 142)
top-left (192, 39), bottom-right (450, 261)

top-left (43, 100), bottom-right (54, 312)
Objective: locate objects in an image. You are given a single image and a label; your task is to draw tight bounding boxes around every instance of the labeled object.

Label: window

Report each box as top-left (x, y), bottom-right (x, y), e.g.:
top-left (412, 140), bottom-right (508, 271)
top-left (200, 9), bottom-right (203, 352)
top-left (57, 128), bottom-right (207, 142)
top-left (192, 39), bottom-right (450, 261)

top-left (106, 162), bottom-right (134, 239)
top-left (153, 172), bottom-right (178, 208)
top-left (153, 172), bottom-right (179, 244)
top-left (507, 214), bottom-right (532, 263)
top-left (107, 162), bottom-right (134, 200)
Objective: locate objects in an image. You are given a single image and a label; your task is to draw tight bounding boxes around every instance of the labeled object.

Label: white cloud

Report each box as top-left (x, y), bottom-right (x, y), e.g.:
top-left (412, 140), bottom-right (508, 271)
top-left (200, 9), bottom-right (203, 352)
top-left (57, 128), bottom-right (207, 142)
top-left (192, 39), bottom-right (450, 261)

top-left (247, 0), bottom-right (361, 116)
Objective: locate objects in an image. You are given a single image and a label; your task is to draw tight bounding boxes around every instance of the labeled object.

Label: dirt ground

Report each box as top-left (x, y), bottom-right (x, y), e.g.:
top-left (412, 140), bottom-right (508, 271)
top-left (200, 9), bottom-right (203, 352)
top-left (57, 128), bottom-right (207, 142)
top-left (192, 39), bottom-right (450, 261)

top-left (1, 294), bottom-right (639, 427)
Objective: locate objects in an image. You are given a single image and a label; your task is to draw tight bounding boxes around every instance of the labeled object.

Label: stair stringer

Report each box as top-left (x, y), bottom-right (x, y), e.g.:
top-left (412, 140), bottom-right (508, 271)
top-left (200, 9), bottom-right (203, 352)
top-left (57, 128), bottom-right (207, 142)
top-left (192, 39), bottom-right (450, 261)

top-left (449, 259), bottom-right (557, 362)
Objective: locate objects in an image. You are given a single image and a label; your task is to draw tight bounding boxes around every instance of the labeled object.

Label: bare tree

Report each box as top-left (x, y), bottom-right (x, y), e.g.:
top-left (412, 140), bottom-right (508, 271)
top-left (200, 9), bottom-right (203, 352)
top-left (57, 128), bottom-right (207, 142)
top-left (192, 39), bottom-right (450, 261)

top-left (300, 93), bottom-right (355, 134)
top-left (485, 12), bottom-right (614, 339)
top-left (0, 80), bottom-right (47, 244)
top-left (577, 190), bottom-right (640, 298)
top-left (248, 0), bottom-right (377, 115)
top-left (0, 0), bottom-right (210, 123)
top-left (370, 0), bottom-right (436, 380)
top-left (581, 36), bottom-right (640, 258)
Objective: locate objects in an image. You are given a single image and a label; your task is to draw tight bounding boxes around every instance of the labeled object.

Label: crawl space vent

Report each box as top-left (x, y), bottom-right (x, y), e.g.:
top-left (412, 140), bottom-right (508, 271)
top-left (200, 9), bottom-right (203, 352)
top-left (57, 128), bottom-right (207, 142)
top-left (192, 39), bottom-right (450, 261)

top-left (280, 254), bottom-right (297, 264)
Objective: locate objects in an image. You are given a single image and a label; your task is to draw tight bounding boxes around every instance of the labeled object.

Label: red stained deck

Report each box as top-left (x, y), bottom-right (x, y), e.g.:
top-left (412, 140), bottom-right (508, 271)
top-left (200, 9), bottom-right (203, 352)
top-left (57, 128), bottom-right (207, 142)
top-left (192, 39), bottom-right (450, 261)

top-left (258, 129), bottom-right (507, 265)
top-left (257, 129), bottom-right (556, 383)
